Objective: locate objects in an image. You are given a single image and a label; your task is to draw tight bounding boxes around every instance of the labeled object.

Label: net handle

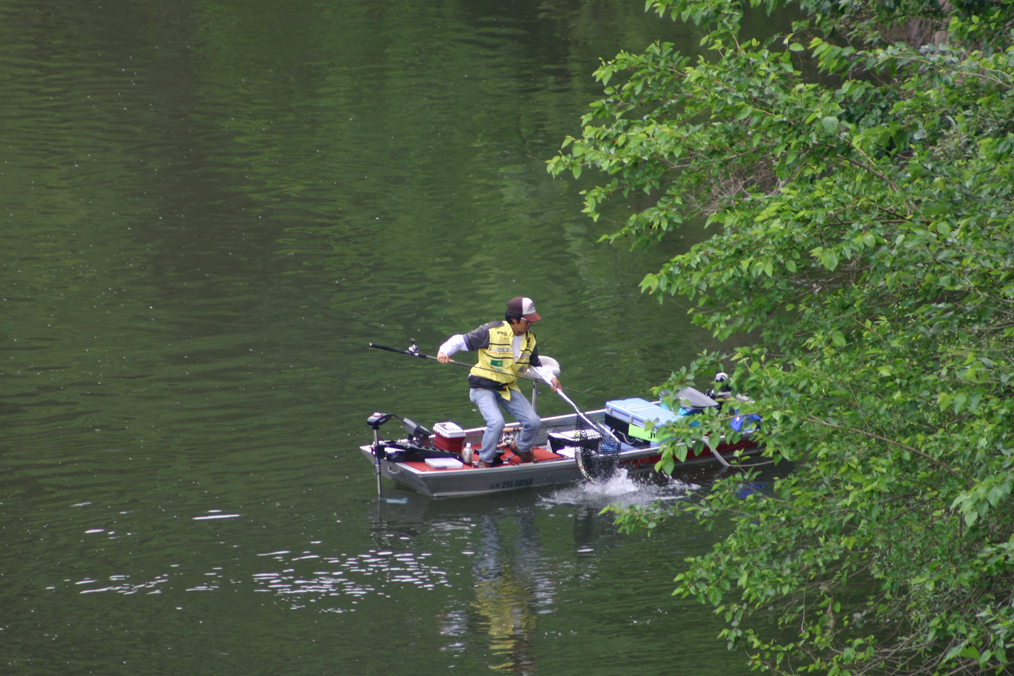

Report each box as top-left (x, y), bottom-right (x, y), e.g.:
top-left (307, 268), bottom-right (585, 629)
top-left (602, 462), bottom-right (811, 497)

top-left (532, 367), bottom-right (619, 443)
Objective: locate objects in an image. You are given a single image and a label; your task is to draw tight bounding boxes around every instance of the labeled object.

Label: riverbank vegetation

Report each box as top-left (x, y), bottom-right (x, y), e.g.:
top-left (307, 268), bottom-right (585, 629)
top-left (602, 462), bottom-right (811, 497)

top-left (549, 0), bottom-right (1014, 673)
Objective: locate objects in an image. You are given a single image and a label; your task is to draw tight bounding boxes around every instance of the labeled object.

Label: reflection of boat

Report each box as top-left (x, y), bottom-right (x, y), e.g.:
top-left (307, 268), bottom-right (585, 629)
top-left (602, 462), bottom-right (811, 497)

top-left (359, 389), bottom-right (760, 498)
top-left (469, 511), bottom-right (544, 674)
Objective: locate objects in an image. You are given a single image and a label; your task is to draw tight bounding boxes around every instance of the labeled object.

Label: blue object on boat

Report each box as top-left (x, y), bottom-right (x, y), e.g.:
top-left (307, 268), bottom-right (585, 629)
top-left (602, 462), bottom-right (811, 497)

top-left (599, 439), bottom-right (621, 455)
top-left (676, 406), bottom-right (703, 427)
top-left (730, 413), bottom-right (762, 432)
top-left (605, 398), bottom-right (677, 427)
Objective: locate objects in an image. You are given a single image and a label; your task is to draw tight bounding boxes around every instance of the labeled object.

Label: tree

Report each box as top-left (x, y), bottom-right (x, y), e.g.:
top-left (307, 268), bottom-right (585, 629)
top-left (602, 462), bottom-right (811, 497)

top-left (548, 0), bottom-right (1014, 673)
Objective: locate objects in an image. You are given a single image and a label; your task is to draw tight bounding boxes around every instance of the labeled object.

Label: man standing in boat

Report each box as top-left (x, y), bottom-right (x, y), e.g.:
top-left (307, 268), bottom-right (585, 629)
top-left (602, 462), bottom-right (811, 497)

top-left (437, 297), bottom-right (562, 468)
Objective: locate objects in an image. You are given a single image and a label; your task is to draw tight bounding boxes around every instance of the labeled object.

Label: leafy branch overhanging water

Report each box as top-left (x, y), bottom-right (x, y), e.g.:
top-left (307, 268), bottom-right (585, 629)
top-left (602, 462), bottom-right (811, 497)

top-left (550, 0), bottom-right (1014, 673)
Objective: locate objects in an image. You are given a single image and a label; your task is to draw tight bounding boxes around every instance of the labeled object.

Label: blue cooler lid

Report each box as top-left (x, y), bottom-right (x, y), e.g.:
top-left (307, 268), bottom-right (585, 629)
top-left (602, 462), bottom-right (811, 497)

top-left (605, 398), bottom-right (677, 427)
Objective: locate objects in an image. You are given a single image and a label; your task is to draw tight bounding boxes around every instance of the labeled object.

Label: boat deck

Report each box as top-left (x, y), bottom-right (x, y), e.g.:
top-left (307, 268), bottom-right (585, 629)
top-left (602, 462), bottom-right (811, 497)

top-left (400, 446), bottom-right (565, 473)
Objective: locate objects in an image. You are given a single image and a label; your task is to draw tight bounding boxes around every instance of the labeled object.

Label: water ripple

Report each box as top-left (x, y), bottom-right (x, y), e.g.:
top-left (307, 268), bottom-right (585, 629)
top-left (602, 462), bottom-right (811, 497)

top-left (250, 548), bottom-right (452, 610)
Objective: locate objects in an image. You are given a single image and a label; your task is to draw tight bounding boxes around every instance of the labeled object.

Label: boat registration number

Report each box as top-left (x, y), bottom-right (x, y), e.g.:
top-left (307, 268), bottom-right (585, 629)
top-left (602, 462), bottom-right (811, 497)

top-left (489, 478), bottom-right (533, 490)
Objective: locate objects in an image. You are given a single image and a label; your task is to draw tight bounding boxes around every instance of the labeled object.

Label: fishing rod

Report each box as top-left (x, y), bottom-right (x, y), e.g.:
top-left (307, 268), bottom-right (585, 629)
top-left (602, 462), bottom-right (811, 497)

top-left (368, 341), bottom-right (609, 403)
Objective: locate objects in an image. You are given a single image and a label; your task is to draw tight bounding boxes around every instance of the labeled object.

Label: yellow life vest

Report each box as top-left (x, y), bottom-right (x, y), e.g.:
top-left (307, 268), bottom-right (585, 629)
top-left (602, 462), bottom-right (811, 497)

top-left (470, 321), bottom-right (536, 401)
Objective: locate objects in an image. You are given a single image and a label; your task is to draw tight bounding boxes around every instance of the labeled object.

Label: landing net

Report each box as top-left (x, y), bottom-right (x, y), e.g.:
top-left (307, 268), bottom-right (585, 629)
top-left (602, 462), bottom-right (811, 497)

top-left (573, 415), bottom-right (620, 483)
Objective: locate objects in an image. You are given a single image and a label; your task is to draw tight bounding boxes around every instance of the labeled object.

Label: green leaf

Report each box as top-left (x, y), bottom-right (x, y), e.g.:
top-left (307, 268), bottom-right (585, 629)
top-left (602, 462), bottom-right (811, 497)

top-left (953, 392), bottom-right (967, 414)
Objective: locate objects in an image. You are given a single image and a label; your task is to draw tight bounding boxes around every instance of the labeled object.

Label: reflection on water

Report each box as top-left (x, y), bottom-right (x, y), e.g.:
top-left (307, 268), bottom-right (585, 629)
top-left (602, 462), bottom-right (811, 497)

top-left (462, 512), bottom-right (549, 674)
top-left (251, 548), bottom-right (452, 611)
top-left (20, 461), bottom-right (770, 675)
top-left (74, 572), bottom-right (170, 596)
top-left (359, 471), bottom-right (709, 674)
top-left (372, 494), bottom-right (553, 671)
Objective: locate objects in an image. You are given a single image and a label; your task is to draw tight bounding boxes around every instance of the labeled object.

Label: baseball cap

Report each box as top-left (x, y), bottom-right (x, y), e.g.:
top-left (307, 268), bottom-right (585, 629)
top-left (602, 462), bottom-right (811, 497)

top-left (507, 297), bottom-right (541, 322)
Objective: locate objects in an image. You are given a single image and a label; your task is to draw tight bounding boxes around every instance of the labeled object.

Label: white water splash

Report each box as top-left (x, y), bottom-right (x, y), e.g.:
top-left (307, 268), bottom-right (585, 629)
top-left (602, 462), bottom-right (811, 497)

top-left (542, 469), bottom-right (696, 508)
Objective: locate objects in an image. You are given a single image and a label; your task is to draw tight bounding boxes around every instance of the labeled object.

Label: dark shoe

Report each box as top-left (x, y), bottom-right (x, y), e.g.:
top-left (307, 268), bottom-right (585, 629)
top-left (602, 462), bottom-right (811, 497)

top-left (516, 450), bottom-right (536, 463)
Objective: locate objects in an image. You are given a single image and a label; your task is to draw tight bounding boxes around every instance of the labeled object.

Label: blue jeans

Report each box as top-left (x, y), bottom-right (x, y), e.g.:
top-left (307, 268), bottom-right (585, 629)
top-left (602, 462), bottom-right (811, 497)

top-left (469, 387), bottom-right (541, 462)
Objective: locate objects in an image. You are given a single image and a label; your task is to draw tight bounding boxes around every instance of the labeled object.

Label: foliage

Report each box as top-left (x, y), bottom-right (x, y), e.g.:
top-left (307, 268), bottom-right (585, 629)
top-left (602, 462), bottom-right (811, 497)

top-left (550, 0), bottom-right (1014, 673)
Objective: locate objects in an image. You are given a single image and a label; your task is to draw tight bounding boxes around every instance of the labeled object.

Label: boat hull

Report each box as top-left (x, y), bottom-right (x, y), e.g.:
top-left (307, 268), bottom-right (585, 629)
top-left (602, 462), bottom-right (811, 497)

top-left (359, 408), bottom-right (759, 498)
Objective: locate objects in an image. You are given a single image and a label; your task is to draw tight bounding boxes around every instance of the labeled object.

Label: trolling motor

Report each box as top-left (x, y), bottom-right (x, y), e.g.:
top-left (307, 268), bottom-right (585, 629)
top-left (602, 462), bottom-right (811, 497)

top-left (365, 412), bottom-right (411, 505)
top-left (367, 411), bottom-right (394, 430)
top-left (366, 411), bottom-right (433, 458)
top-left (367, 412), bottom-right (396, 443)
top-left (367, 412), bottom-right (395, 464)
top-left (368, 411), bottom-right (431, 441)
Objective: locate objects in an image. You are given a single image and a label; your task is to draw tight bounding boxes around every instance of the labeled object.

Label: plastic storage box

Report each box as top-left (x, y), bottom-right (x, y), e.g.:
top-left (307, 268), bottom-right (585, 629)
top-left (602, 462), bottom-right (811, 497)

top-left (424, 457), bottom-right (464, 469)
